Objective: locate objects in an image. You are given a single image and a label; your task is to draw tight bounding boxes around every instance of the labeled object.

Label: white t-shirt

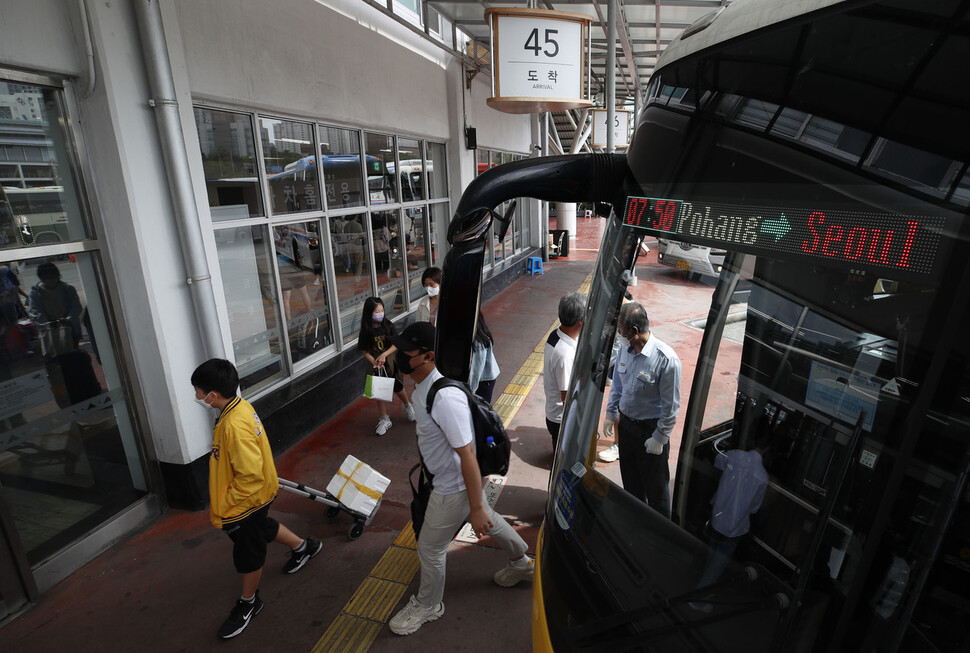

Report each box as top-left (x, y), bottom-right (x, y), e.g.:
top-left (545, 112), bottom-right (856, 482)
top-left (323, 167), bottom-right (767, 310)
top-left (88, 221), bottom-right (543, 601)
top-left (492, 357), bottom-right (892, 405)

top-left (412, 368), bottom-right (475, 494)
top-left (543, 328), bottom-right (577, 423)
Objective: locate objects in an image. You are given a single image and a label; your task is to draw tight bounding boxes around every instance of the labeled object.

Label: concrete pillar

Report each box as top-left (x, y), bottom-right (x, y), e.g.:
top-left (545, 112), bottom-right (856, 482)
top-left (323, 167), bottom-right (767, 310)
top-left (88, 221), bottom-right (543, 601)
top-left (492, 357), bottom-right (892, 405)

top-left (556, 202), bottom-right (577, 238)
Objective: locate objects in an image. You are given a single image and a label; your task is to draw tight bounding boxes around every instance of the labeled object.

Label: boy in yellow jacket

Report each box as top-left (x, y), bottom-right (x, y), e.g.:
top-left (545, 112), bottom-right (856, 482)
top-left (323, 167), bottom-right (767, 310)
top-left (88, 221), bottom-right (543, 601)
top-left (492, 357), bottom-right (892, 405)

top-left (191, 358), bottom-right (322, 639)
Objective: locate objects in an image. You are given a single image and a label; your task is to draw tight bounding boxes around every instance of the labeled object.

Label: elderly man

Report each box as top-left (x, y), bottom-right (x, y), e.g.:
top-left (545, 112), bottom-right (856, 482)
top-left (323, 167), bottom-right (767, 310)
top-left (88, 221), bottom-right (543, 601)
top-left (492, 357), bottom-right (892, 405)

top-left (603, 302), bottom-right (681, 517)
top-left (543, 292), bottom-right (586, 447)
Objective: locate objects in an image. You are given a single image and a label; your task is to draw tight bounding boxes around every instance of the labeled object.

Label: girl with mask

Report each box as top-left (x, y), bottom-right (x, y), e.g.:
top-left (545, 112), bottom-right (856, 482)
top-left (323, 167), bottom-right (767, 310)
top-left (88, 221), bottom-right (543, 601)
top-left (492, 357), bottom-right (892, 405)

top-left (415, 266), bottom-right (442, 325)
top-left (357, 296), bottom-right (415, 435)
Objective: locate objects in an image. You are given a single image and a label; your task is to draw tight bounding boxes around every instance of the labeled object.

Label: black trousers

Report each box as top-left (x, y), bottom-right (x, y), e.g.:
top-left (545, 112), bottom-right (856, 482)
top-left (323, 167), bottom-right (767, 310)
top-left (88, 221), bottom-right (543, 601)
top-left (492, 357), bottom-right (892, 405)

top-left (617, 414), bottom-right (670, 518)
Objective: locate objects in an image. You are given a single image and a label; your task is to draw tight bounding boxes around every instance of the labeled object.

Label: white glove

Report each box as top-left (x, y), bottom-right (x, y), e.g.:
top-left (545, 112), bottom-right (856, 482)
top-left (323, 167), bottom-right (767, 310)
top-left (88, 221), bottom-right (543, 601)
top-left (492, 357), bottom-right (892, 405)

top-left (644, 437), bottom-right (664, 455)
top-left (602, 418), bottom-right (614, 438)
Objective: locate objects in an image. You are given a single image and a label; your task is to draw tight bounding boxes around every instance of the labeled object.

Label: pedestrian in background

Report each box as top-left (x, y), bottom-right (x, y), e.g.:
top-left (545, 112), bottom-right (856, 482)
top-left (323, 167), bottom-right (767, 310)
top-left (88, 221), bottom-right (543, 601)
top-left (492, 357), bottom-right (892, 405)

top-left (415, 266), bottom-right (441, 325)
top-left (543, 292), bottom-right (586, 447)
top-left (357, 296), bottom-right (415, 435)
top-left (468, 311), bottom-right (500, 403)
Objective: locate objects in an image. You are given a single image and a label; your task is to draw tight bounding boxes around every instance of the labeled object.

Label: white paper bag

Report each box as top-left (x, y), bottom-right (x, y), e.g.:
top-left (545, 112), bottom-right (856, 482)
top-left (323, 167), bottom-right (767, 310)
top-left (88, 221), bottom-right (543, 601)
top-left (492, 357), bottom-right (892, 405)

top-left (363, 370), bottom-right (394, 401)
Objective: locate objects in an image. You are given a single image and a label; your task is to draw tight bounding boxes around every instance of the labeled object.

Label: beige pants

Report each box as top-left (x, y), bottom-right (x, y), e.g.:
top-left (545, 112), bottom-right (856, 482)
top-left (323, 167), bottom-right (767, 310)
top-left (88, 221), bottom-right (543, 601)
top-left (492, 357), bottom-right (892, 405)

top-left (415, 489), bottom-right (528, 607)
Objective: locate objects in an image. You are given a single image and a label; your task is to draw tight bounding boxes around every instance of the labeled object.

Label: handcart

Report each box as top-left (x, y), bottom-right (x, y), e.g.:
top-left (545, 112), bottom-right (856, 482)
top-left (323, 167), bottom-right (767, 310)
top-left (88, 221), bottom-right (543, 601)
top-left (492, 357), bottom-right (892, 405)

top-left (279, 478), bottom-right (380, 541)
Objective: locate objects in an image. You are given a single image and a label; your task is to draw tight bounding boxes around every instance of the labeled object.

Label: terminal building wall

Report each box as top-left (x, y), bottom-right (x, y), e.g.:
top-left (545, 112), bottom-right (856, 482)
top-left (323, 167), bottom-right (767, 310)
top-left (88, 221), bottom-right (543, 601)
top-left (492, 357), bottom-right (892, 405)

top-left (0, 0), bottom-right (536, 601)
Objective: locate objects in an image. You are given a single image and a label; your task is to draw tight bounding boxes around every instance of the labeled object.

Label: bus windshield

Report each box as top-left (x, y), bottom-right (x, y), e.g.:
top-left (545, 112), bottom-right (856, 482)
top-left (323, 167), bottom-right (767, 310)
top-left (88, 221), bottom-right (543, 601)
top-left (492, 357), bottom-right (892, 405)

top-left (439, 2), bottom-right (970, 652)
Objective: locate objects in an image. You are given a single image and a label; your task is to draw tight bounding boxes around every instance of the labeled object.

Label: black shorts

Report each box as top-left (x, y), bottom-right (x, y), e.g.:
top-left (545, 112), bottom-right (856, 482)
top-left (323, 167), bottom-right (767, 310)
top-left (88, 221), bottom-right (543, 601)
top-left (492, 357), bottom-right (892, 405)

top-left (222, 503), bottom-right (280, 574)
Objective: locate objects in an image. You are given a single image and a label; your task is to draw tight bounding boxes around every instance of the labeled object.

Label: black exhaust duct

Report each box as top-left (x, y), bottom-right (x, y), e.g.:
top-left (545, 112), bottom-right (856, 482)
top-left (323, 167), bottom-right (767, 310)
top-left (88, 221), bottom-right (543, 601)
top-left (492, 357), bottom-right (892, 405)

top-left (436, 153), bottom-right (630, 380)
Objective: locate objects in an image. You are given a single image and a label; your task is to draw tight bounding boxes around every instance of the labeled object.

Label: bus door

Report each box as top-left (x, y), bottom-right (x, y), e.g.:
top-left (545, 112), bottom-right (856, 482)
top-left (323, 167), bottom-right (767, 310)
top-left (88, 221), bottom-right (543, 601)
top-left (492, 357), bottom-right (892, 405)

top-left (677, 250), bottom-right (970, 651)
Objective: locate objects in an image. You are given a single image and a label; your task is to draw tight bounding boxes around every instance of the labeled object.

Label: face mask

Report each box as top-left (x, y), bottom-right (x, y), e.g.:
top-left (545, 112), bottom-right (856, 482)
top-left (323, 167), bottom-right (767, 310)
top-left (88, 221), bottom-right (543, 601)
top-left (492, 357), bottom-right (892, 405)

top-left (373, 312), bottom-right (384, 323)
top-left (396, 349), bottom-right (422, 375)
top-left (426, 286), bottom-right (440, 297)
top-left (195, 392), bottom-right (214, 409)
top-left (617, 334), bottom-right (631, 349)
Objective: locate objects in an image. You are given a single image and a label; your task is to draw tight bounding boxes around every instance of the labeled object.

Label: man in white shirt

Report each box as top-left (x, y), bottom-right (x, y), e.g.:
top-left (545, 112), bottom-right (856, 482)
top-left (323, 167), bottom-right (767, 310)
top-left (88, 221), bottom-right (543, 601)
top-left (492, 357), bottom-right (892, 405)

top-left (387, 322), bottom-right (533, 636)
top-left (543, 292), bottom-right (586, 446)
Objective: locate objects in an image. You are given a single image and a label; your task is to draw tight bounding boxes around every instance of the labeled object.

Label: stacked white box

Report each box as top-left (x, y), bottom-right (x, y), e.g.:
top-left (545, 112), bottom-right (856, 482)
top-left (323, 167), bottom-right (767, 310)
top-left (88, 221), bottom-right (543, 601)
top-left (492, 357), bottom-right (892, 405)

top-left (326, 455), bottom-right (391, 517)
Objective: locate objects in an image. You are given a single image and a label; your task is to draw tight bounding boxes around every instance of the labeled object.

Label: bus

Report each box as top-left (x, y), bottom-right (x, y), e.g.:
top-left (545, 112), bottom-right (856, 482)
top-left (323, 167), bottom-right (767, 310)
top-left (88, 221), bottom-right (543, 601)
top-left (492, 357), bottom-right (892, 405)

top-left (267, 154), bottom-right (382, 209)
top-left (0, 186), bottom-right (68, 245)
top-left (436, 1), bottom-right (970, 651)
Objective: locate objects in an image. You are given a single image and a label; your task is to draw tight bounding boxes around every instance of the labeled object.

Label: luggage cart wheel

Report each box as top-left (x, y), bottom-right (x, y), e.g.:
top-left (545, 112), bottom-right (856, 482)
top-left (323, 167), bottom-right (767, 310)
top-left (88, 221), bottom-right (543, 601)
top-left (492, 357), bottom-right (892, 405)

top-left (348, 522), bottom-right (365, 540)
top-left (326, 506), bottom-right (340, 521)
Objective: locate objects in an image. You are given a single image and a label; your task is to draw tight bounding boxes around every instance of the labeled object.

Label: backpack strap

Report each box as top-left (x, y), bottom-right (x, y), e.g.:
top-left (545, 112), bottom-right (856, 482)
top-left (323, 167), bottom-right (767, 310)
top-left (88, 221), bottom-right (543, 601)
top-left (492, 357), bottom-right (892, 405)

top-left (426, 377), bottom-right (466, 415)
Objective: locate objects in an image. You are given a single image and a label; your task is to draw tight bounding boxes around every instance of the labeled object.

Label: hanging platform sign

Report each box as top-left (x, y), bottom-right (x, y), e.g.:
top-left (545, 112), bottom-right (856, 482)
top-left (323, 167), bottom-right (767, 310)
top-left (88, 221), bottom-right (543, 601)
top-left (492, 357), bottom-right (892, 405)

top-left (590, 109), bottom-right (632, 148)
top-left (485, 8), bottom-right (593, 114)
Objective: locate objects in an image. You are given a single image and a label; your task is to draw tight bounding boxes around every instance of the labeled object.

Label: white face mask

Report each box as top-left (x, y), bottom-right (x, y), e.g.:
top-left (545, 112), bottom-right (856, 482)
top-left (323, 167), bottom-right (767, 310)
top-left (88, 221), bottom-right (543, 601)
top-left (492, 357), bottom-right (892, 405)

top-left (617, 333), bottom-right (631, 349)
top-left (426, 286), bottom-right (440, 297)
top-left (195, 392), bottom-right (214, 409)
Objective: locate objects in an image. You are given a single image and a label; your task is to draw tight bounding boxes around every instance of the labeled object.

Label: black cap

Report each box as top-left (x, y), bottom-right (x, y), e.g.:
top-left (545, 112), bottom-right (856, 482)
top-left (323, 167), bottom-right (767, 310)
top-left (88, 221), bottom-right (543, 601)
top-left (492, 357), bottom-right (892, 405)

top-left (390, 321), bottom-right (436, 352)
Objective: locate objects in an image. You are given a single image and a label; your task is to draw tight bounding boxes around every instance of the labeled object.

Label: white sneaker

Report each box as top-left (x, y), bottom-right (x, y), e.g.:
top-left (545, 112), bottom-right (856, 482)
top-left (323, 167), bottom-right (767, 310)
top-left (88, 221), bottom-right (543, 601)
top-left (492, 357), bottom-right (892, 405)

top-left (403, 402), bottom-right (416, 422)
top-left (493, 555), bottom-right (535, 587)
top-left (389, 595), bottom-right (444, 635)
top-left (375, 415), bottom-right (392, 436)
top-left (597, 443), bottom-right (619, 463)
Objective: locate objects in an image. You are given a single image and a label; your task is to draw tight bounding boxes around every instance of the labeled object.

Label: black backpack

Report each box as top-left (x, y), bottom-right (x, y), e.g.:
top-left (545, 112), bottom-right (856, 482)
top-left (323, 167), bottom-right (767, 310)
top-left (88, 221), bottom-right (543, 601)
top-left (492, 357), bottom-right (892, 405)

top-left (427, 378), bottom-right (511, 476)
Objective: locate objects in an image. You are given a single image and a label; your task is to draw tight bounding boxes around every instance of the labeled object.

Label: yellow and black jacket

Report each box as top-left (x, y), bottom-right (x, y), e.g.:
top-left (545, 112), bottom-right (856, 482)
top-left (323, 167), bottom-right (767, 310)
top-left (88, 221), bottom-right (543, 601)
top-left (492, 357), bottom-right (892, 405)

top-left (208, 396), bottom-right (279, 528)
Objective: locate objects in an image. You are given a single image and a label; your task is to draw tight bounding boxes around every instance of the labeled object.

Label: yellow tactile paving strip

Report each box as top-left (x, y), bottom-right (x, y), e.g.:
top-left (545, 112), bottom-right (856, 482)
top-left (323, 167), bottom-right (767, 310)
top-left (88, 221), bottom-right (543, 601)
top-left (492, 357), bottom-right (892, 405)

top-left (311, 272), bottom-right (593, 652)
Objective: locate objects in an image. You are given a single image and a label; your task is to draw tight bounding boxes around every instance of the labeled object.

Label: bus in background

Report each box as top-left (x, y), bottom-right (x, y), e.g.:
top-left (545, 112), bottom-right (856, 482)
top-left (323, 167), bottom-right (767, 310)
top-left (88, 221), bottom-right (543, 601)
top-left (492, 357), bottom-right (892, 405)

top-left (267, 153), bottom-right (382, 209)
top-left (0, 186), bottom-right (68, 245)
top-left (437, 2), bottom-right (970, 651)
top-left (656, 238), bottom-right (727, 279)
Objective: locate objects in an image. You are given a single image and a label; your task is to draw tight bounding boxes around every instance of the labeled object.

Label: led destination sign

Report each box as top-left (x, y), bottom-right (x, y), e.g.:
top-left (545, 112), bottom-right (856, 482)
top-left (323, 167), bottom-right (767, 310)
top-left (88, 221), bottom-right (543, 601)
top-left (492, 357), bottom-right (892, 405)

top-left (623, 196), bottom-right (946, 277)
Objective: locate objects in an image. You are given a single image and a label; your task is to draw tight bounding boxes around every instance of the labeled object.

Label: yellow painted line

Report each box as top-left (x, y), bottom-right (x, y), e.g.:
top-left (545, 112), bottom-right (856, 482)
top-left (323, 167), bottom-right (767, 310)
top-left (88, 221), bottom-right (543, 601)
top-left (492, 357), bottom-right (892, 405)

top-left (310, 272), bottom-right (593, 652)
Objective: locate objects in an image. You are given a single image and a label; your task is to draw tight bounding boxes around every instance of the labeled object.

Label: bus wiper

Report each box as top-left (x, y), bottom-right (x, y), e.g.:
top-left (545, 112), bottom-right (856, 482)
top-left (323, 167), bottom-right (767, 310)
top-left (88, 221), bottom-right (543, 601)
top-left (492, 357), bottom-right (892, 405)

top-left (565, 566), bottom-right (788, 648)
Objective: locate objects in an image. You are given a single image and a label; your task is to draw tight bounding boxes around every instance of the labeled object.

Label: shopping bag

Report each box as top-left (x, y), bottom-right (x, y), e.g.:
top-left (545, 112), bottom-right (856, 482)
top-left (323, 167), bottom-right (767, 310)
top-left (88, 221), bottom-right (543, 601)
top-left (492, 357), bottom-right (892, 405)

top-left (39, 322), bottom-right (75, 357)
top-left (363, 369), bottom-right (395, 401)
top-left (409, 461), bottom-right (434, 540)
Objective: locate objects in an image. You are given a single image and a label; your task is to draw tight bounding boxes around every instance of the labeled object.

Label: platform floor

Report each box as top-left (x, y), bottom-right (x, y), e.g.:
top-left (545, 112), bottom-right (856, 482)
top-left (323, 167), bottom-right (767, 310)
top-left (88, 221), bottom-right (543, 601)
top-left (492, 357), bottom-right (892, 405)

top-left (5, 215), bottom-right (715, 652)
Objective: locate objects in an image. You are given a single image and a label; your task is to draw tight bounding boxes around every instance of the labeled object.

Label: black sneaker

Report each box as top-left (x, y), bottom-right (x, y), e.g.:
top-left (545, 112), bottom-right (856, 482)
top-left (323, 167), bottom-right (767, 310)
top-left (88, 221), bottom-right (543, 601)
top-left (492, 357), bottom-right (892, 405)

top-left (217, 592), bottom-right (263, 639)
top-left (282, 537), bottom-right (323, 574)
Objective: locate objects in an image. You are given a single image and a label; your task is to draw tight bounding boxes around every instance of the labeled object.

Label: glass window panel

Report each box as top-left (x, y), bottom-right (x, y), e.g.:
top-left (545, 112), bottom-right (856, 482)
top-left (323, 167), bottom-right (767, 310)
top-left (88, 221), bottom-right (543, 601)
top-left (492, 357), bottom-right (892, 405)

top-left (476, 148), bottom-right (491, 176)
top-left (2, 253), bottom-right (147, 566)
top-left (194, 108), bottom-right (262, 220)
top-left (800, 117), bottom-right (870, 162)
top-left (870, 140), bottom-right (955, 190)
top-left (271, 221), bottom-right (333, 363)
top-left (365, 133), bottom-right (396, 205)
top-left (503, 200), bottom-right (514, 254)
top-left (22, 164), bottom-right (54, 179)
top-left (319, 126), bottom-right (365, 210)
top-left (734, 99), bottom-right (779, 130)
top-left (0, 82), bottom-right (88, 248)
top-left (428, 203), bottom-right (445, 265)
top-left (260, 118), bottom-right (320, 215)
top-left (491, 223), bottom-right (504, 265)
top-left (426, 142), bottom-right (447, 198)
top-left (406, 205), bottom-right (430, 302)
top-left (770, 108), bottom-right (809, 138)
top-left (373, 209), bottom-right (406, 319)
top-left (328, 213), bottom-right (372, 345)
top-left (397, 138), bottom-right (424, 202)
top-left (952, 168), bottom-right (970, 206)
top-left (214, 225), bottom-right (284, 393)
top-left (512, 204), bottom-right (520, 251)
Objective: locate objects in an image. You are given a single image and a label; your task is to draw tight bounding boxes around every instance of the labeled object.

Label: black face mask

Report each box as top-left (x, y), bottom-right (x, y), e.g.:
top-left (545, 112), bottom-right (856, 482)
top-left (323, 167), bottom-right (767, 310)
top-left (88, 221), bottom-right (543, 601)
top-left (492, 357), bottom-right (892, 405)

top-left (396, 349), bottom-right (419, 375)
